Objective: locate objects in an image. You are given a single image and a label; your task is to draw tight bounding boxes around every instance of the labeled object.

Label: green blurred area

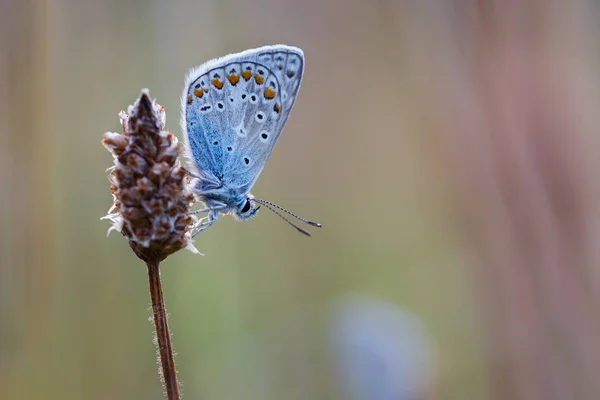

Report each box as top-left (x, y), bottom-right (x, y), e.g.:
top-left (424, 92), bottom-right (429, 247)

top-left (5, 1), bottom-right (600, 399)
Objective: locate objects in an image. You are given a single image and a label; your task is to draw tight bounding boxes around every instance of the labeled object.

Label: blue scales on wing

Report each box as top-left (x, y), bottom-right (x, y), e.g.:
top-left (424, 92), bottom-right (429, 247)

top-left (181, 45), bottom-right (304, 199)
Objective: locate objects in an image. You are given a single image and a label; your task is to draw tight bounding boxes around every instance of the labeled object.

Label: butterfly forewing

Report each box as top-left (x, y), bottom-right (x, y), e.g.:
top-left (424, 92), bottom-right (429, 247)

top-left (182, 45), bottom-right (304, 196)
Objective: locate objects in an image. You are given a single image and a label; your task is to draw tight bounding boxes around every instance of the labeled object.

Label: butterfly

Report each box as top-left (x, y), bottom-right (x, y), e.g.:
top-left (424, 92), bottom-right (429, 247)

top-left (180, 45), bottom-right (321, 236)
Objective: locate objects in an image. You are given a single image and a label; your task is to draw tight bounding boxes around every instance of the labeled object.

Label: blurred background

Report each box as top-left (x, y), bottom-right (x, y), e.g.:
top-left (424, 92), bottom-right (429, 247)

top-left (3, 0), bottom-right (600, 399)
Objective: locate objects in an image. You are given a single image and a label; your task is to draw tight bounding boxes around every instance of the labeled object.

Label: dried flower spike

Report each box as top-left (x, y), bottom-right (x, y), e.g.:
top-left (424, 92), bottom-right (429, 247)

top-left (102, 89), bottom-right (198, 262)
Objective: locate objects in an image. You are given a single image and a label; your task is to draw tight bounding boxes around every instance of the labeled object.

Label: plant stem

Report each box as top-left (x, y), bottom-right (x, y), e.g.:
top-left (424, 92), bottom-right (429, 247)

top-left (147, 260), bottom-right (180, 400)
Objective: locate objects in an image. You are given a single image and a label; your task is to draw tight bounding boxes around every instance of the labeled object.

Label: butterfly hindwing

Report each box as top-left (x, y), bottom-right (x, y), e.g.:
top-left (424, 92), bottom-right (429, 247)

top-left (181, 45), bottom-right (304, 195)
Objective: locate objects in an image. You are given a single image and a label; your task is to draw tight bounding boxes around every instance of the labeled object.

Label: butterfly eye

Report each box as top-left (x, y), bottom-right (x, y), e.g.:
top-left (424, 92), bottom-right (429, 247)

top-left (241, 200), bottom-right (251, 213)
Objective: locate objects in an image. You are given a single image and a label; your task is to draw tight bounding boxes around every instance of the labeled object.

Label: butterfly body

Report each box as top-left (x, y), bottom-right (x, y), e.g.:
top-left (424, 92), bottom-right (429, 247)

top-left (181, 45), bottom-right (319, 234)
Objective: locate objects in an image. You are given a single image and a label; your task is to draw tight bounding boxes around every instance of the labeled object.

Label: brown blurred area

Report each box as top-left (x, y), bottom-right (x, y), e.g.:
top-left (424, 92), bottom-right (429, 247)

top-left (2, 0), bottom-right (600, 399)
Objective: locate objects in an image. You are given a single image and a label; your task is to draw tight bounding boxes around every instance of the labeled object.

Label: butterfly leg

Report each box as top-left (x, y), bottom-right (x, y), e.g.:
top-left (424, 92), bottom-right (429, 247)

top-left (188, 203), bottom-right (227, 215)
top-left (188, 207), bottom-right (212, 215)
top-left (192, 209), bottom-right (220, 237)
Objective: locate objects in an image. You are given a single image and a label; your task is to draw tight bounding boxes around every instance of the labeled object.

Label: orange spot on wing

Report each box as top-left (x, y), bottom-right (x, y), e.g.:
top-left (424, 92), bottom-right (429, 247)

top-left (227, 74), bottom-right (240, 86)
top-left (193, 88), bottom-right (204, 98)
top-left (254, 74), bottom-right (264, 85)
top-left (241, 70), bottom-right (252, 81)
top-left (264, 87), bottom-right (276, 99)
top-left (273, 103), bottom-right (280, 113)
top-left (187, 95), bottom-right (193, 103)
top-left (203, 87), bottom-right (208, 93)
top-left (211, 78), bottom-right (224, 89)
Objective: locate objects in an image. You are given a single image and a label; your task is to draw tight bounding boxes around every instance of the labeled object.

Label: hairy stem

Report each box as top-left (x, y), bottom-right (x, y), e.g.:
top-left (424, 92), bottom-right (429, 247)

top-left (147, 260), bottom-right (180, 400)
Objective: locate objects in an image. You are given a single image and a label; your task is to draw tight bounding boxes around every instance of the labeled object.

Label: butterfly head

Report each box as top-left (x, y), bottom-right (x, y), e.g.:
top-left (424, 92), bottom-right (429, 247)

top-left (233, 196), bottom-right (260, 221)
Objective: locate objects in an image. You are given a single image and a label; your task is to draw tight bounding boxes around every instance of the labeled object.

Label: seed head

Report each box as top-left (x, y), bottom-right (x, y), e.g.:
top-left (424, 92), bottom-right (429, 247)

top-left (102, 89), bottom-right (198, 261)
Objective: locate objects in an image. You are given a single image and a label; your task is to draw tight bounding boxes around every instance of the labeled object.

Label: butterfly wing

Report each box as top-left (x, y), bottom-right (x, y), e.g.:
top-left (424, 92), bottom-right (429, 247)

top-left (181, 45), bottom-right (304, 196)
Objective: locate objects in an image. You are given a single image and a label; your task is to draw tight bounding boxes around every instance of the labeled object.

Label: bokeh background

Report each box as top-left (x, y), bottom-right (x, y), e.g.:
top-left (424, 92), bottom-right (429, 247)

top-left (3, 0), bottom-right (600, 399)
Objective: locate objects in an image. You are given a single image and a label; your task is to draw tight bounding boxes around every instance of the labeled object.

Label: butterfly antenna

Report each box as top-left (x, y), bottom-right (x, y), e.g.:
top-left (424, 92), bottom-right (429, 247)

top-left (250, 199), bottom-right (313, 236)
top-left (251, 198), bottom-right (322, 227)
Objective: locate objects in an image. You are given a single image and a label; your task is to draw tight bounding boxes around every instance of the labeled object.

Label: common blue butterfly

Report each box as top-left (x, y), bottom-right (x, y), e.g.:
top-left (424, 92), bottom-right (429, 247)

top-left (181, 45), bottom-right (321, 236)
